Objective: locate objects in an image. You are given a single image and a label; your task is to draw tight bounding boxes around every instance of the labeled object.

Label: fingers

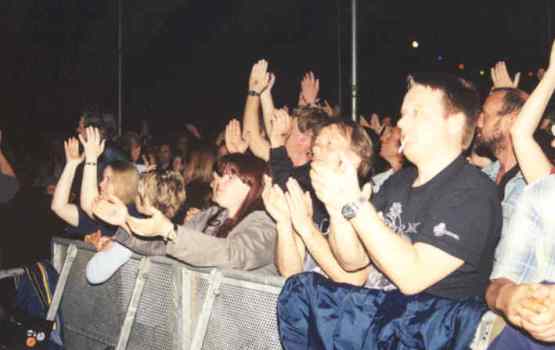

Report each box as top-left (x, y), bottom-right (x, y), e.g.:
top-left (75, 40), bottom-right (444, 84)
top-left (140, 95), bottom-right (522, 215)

top-left (361, 182), bottom-right (373, 201)
top-left (513, 72), bottom-right (521, 87)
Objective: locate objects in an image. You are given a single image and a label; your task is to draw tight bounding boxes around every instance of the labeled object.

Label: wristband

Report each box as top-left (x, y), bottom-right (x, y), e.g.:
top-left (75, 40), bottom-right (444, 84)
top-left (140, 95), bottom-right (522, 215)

top-left (247, 90), bottom-right (261, 97)
top-left (85, 162), bottom-right (97, 166)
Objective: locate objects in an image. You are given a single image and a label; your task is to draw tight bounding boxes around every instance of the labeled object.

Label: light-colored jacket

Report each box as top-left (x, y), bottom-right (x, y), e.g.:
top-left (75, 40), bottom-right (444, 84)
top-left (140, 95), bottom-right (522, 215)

top-left (116, 206), bottom-right (277, 274)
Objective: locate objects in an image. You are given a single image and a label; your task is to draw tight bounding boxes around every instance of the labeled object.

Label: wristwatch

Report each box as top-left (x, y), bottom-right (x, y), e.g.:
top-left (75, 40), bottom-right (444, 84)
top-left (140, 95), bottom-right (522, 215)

top-left (341, 197), bottom-right (368, 220)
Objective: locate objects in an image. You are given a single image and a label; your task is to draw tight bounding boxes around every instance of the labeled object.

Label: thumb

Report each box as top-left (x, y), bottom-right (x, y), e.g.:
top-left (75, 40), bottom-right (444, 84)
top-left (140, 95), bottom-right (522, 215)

top-left (361, 182), bottom-right (373, 201)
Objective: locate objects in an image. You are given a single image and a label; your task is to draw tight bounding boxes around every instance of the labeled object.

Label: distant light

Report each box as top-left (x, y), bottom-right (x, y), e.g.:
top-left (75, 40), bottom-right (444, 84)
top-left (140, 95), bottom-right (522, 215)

top-left (437, 55), bottom-right (444, 61)
top-left (479, 70), bottom-right (485, 76)
top-left (458, 63), bottom-right (465, 70)
top-left (528, 71), bottom-right (534, 77)
top-left (411, 40), bottom-right (419, 49)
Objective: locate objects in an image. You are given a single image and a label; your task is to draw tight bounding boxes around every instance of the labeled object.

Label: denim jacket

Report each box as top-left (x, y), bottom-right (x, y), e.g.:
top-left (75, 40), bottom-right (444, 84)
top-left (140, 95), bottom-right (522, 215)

top-left (490, 175), bottom-right (555, 283)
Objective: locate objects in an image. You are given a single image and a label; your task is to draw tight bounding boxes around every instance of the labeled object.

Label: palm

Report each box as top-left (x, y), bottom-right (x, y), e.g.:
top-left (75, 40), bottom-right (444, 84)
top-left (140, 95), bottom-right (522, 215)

top-left (64, 137), bottom-right (83, 164)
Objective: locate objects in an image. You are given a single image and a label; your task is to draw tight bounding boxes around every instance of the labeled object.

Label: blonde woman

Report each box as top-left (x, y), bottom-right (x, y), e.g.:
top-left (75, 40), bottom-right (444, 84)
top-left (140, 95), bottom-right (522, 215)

top-left (86, 170), bottom-right (187, 284)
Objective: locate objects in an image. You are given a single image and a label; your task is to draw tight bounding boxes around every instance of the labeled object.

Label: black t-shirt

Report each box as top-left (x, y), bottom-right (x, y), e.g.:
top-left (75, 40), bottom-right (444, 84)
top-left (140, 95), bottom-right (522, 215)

top-left (372, 155), bottom-right (502, 300)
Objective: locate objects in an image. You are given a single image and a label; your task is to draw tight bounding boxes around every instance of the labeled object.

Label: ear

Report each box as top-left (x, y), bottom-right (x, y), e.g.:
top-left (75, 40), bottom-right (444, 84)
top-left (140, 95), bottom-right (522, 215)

top-left (446, 112), bottom-right (466, 139)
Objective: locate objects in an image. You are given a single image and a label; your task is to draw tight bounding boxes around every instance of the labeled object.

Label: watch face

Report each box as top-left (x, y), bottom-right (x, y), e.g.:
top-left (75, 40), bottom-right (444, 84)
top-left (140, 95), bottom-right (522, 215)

top-left (341, 203), bottom-right (357, 220)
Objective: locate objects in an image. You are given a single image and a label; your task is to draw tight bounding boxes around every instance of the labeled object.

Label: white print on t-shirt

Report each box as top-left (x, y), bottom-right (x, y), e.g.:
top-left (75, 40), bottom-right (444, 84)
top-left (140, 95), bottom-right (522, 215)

top-left (382, 202), bottom-right (421, 239)
top-left (433, 223), bottom-right (460, 241)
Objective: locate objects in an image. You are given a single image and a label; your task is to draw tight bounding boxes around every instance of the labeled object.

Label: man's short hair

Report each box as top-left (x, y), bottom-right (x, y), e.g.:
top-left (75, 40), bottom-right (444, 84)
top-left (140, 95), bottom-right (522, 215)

top-left (490, 87), bottom-right (528, 117)
top-left (291, 106), bottom-right (330, 138)
top-left (408, 73), bottom-right (481, 149)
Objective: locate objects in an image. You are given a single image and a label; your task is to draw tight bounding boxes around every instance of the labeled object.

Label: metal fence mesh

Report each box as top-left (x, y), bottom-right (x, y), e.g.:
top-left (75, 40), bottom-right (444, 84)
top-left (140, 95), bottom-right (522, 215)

top-left (126, 260), bottom-right (179, 350)
top-left (60, 247), bottom-right (139, 349)
top-left (52, 239), bottom-right (286, 350)
top-left (200, 280), bottom-right (282, 350)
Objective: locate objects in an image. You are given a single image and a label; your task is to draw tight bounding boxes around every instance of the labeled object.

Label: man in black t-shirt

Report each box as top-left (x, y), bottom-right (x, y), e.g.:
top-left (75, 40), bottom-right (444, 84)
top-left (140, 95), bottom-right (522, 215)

top-left (277, 73), bottom-right (502, 349)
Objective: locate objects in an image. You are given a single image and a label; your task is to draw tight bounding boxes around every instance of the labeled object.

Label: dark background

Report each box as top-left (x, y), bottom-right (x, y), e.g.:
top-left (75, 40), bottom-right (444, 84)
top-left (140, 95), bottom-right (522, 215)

top-left (1, 0), bottom-right (553, 139)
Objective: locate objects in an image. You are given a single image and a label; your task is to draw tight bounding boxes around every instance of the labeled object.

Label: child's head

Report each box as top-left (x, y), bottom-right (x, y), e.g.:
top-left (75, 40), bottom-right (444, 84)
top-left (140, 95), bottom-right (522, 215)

top-left (137, 170), bottom-right (187, 219)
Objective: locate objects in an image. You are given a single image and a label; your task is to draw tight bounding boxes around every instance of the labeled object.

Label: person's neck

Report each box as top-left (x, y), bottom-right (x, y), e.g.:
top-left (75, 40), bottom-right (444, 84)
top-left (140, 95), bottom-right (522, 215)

top-left (384, 154), bottom-right (404, 172)
top-left (414, 150), bottom-right (460, 187)
top-left (494, 148), bottom-right (518, 180)
top-left (289, 149), bottom-right (310, 167)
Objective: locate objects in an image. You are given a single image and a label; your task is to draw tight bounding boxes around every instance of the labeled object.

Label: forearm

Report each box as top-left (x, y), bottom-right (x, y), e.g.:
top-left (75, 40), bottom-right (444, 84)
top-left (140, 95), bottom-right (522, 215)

top-left (242, 95), bottom-right (269, 160)
top-left (0, 150), bottom-right (16, 177)
top-left (260, 91), bottom-right (275, 135)
top-left (511, 69), bottom-right (555, 183)
top-left (350, 204), bottom-right (428, 294)
top-left (275, 222), bottom-right (305, 277)
top-left (512, 69), bottom-right (555, 137)
top-left (328, 211), bottom-right (370, 271)
top-left (486, 278), bottom-right (516, 315)
top-left (81, 161), bottom-right (99, 217)
top-left (303, 224), bottom-right (368, 286)
top-left (51, 162), bottom-right (80, 226)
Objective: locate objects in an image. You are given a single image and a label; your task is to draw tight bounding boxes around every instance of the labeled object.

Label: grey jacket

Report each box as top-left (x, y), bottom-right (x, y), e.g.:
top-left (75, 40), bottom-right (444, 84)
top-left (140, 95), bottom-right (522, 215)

top-left (115, 206), bottom-right (277, 272)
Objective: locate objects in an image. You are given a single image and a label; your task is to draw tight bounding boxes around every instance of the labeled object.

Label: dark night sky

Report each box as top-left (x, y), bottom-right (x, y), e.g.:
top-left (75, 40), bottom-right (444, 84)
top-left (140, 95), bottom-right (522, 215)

top-left (1, 0), bottom-right (554, 139)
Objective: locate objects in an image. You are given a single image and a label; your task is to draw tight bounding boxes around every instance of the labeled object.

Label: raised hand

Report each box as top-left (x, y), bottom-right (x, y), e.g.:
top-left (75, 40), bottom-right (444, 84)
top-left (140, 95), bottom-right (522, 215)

top-left (299, 71), bottom-right (320, 106)
top-left (225, 119), bottom-right (249, 154)
top-left (284, 178), bottom-right (314, 238)
top-left (369, 113), bottom-right (384, 134)
top-left (249, 59), bottom-right (271, 94)
top-left (269, 109), bottom-right (292, 147)
top-left (64, 137), bottom-right (84, 165)
top-left (92, 195), bottom-right (129, 227)
top-left (142, 155), bottom-right (157, 172)
top-left (185, 123), bottom-right (202, 139)
top-left (262, 175), bottom-right (291, 224)
top-left (491, 61), bottom-right (520, 88)
top-left (78, 127), bottom-right (105, 161)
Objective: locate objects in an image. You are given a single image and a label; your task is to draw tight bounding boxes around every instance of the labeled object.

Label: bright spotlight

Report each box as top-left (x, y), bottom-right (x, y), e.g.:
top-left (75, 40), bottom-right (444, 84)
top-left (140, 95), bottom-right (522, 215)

top-left (411, 40), bottom-right (419, 49)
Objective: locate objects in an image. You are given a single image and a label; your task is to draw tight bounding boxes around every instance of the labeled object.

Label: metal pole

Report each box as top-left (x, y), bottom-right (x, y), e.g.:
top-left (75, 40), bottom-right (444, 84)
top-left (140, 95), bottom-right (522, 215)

top-left (337, 0), bottom-right (343, 112)
top-left (117, 0), bottom-right (123, 136)
top-left (351, 0), bottom-right (357, 121)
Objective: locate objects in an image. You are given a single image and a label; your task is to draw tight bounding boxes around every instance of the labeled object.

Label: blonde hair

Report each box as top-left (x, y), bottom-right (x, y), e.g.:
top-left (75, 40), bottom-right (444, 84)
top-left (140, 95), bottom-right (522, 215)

top-left (138, 170), bottom-right (187, 219)
top-left (109, 161), bottom-right (140, 204)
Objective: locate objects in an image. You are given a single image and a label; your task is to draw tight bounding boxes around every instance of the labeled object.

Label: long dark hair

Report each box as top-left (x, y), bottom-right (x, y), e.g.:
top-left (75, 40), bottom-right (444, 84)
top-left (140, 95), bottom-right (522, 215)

top-left (213, 153), bottom-right (267, 238)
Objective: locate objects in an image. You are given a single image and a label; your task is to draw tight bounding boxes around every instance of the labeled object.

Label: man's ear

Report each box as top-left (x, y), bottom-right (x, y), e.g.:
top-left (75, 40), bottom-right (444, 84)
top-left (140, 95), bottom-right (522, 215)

top-left (446, 112), bottom-right (466, 138)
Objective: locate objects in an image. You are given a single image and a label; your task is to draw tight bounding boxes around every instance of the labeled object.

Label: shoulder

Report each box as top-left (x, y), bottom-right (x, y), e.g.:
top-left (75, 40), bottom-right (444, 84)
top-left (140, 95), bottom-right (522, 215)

top-left (450, 162), bottom-right (498, 197)
top-left (242, 210), bottom-right (275, 226)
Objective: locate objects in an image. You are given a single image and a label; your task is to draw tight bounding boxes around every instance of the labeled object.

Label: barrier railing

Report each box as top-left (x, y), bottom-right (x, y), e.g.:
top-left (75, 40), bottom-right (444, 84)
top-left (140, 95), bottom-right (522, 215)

top-left (50, 237), bottom-right (285, 350)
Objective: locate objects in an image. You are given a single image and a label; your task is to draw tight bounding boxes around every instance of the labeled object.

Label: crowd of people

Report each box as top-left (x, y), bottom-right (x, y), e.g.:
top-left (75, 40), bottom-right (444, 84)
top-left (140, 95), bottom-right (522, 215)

top-left (2, 39), bottom-right (555, 349)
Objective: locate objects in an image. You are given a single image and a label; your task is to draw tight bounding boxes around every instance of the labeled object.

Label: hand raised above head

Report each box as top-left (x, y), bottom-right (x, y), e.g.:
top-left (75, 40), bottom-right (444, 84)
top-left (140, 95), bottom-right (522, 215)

top-left (78, 127), bottom-right (105, 161)
top-left (249, 59), bottom-right (271, 94)
top-left (225, 119), bottom-right (248, 154)
top-left (64, 137), bottom-right (84, 165)
top-left (300, 71), bottom-right (320, 106)
top-left (269, 109), bottom-right (292, 147)
top-left (490, 61), bottom-right (520, 88)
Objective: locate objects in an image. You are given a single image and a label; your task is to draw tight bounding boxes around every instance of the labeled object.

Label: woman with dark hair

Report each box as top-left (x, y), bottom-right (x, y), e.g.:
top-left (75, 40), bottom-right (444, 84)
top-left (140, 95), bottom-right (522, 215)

top-left (93, 153), bottom-right (277, 273)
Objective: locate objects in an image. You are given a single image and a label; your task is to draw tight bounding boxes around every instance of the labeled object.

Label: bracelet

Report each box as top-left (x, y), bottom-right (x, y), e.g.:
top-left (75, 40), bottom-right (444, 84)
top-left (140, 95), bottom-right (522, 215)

top-left (85, 162), bottom-right (97, 166)
top-left (163, 223), bottom-right (178, 242)
top-left (247, 90), bottom-right (261, 97)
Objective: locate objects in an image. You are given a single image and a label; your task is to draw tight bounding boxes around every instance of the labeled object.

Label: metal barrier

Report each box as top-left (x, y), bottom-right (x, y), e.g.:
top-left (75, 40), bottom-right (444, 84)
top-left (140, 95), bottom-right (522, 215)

top-left (51, 237), bottom-right (286, 350)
